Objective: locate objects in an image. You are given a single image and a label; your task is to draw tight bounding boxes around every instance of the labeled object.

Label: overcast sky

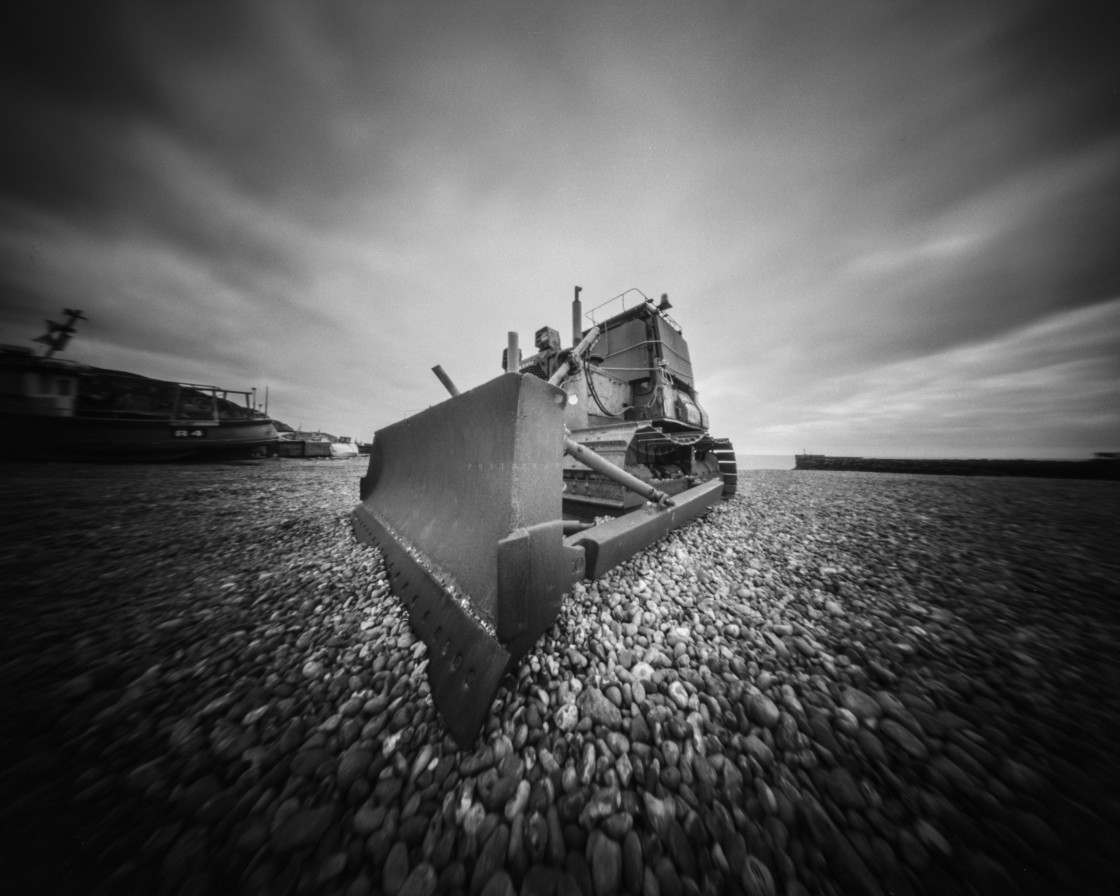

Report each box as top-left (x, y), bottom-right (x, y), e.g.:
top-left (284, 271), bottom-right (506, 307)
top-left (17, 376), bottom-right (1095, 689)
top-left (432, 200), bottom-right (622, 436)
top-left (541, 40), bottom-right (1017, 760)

top-left (2, 0), bottom-right (1117, 457)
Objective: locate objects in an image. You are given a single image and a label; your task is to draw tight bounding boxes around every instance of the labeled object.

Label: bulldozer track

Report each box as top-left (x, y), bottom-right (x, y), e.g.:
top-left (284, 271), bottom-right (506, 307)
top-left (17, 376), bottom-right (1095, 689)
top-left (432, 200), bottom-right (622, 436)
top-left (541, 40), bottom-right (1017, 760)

top-left (712, 437), bottom-right (738, 497)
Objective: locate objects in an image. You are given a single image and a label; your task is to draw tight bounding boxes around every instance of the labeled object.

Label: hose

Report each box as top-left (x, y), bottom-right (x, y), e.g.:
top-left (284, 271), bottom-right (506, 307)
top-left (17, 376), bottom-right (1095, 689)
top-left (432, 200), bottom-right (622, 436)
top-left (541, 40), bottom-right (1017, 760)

top-left (583, 357), bottom-right (626, 418)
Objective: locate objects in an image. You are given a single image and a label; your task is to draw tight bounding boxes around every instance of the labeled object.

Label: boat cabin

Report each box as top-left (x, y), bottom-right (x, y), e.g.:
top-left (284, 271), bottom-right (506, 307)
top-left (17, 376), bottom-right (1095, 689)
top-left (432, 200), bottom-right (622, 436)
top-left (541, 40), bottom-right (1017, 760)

top-left (0, 347), bottom-right (81, 417)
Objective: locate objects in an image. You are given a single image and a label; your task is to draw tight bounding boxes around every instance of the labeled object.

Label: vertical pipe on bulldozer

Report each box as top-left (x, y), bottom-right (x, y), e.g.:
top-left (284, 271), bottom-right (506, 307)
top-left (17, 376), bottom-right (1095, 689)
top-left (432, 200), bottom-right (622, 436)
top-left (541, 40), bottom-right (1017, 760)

top-left (506, 332), bottom-right (519, 373)
top-left (572, 285), bottom-right (583, 348)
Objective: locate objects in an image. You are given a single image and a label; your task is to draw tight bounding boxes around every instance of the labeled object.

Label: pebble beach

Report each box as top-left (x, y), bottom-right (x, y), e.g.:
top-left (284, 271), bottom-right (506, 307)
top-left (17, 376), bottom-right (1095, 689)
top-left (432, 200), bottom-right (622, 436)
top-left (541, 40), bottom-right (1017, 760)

top-left (1, 460), bottom-right (1118, 896)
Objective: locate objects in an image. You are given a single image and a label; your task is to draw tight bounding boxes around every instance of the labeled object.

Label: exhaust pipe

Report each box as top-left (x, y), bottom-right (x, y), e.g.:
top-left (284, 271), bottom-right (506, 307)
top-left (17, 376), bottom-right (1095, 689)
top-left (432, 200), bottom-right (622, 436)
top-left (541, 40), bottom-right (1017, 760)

top-left (572, 285), bottom-right (583, 348)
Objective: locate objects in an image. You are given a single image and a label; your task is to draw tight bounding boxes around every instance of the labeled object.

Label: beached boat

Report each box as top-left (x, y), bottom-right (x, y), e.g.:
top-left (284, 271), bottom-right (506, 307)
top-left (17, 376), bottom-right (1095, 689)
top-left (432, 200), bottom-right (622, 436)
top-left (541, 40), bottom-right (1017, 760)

top-left (330, 437), bottom-right (359, 459)
top-left (276, 433), bottom-right (332, 458)
top-left (276, 432), bottom-right (359, 459)
top-left (0, 310), bottom-right (279, 461)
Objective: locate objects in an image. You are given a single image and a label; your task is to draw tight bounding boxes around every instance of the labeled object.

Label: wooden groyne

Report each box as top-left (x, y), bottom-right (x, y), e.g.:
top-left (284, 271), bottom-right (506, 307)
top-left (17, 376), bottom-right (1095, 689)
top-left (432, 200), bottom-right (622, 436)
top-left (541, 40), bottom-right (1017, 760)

top-left (794, 454), bottom-right (1120, 480)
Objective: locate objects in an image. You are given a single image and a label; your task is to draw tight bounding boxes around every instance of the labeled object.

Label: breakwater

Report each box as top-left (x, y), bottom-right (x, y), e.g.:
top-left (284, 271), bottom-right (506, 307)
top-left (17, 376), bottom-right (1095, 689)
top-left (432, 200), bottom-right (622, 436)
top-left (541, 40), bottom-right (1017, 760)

top-left (795, 454), bottom-right (1120, 480)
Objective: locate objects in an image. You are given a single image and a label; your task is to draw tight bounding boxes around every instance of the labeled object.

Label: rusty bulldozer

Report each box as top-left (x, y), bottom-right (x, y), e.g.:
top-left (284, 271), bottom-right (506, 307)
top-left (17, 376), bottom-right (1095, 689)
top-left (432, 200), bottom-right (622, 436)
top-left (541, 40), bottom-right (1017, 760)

top-left (352, 287), bottom-right (736, 745)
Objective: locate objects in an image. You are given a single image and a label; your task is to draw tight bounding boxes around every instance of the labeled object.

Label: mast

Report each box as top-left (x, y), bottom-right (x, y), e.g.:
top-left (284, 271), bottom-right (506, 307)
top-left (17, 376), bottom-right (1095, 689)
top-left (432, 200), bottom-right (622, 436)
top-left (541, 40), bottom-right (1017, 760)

top-left (34, 309), bottom-right (87, 359)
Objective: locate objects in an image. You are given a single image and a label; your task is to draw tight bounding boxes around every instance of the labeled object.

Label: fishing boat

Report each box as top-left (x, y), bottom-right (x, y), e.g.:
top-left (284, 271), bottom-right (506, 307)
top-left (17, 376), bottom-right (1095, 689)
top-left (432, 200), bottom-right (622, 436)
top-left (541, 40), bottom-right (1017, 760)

top-left (0, 310), bottom-right (279, 461)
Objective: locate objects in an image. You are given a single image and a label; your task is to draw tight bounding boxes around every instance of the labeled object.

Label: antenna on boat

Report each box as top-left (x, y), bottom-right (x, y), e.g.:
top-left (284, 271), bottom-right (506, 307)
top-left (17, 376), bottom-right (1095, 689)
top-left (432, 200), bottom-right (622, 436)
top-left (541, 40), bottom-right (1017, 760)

top-left (34, 309), bottom-right (87, 359)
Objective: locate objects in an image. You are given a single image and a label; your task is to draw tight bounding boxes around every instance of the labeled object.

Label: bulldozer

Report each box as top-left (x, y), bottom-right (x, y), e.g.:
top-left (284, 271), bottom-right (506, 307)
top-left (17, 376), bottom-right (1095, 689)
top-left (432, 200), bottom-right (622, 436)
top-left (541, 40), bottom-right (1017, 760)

top-left (351, 287), bottom-right (737, 745)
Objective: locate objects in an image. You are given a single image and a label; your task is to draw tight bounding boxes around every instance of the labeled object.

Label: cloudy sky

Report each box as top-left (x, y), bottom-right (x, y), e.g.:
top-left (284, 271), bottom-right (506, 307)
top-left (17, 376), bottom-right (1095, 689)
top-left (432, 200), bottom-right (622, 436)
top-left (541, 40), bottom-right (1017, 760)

top-left (2, 0), bottom-right (1117, 457)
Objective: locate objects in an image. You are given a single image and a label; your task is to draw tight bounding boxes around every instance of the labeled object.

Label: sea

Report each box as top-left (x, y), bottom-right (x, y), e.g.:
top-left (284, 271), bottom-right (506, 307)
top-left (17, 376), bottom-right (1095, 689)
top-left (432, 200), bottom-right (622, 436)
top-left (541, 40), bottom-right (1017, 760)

top-left (736, 454), bottom-right (795, 471)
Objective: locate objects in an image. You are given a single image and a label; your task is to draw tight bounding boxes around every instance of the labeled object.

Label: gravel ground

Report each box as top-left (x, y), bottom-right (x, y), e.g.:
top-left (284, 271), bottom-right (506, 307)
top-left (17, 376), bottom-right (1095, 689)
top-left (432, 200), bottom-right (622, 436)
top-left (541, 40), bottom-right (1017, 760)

top-left (1, 459), bottom-right (1118, 896)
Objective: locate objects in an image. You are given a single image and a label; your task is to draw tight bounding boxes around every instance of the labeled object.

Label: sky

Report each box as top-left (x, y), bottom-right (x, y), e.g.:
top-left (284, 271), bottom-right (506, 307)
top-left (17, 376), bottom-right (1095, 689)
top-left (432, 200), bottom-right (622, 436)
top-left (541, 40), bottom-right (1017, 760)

top-left (2, 0), bottom-right (1118, 458)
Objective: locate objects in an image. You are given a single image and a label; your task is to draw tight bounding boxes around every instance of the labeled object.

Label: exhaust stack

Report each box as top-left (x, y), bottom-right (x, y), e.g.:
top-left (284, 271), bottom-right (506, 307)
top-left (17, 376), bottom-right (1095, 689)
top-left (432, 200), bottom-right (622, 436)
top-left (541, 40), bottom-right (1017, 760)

top-left (572, 285), bottom-right (583, 348)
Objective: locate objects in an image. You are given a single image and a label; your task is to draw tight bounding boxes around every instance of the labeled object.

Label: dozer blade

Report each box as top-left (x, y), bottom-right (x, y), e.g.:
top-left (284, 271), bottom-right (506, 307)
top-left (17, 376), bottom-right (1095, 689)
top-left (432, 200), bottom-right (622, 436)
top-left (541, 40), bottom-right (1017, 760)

top-left (351, 372), bottom-right (584, 746)
top-left (565, 478), bottom-right (724, 579)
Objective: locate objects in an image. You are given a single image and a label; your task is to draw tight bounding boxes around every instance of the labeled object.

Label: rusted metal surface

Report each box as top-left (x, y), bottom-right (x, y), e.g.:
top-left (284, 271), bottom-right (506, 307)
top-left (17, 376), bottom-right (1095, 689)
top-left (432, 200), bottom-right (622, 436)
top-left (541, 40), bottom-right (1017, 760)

top-left (352, 372), bottom-right (584, 745)
top-left (566, 478), bottom-right (723, 579)
top-left (351, 504), bottom-right (510, 746)
top-left (563, 436), bottom-right (672, 507)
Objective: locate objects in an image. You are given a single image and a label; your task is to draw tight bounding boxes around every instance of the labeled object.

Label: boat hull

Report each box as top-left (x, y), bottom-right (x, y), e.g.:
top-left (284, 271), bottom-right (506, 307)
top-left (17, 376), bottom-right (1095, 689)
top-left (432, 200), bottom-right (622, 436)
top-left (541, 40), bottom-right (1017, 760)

top-left (276, 439), bottom-right (333, 459)
top-left (0, 414), bottom-right (279, 462)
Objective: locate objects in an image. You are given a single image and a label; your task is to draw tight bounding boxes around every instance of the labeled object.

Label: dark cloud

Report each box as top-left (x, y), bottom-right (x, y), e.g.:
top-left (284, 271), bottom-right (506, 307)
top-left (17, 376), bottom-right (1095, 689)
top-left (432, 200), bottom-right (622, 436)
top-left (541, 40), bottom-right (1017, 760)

top-left (1, 1), bottom-right (160, 110)
top-left (2, 2), bottom-right (159, 211)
